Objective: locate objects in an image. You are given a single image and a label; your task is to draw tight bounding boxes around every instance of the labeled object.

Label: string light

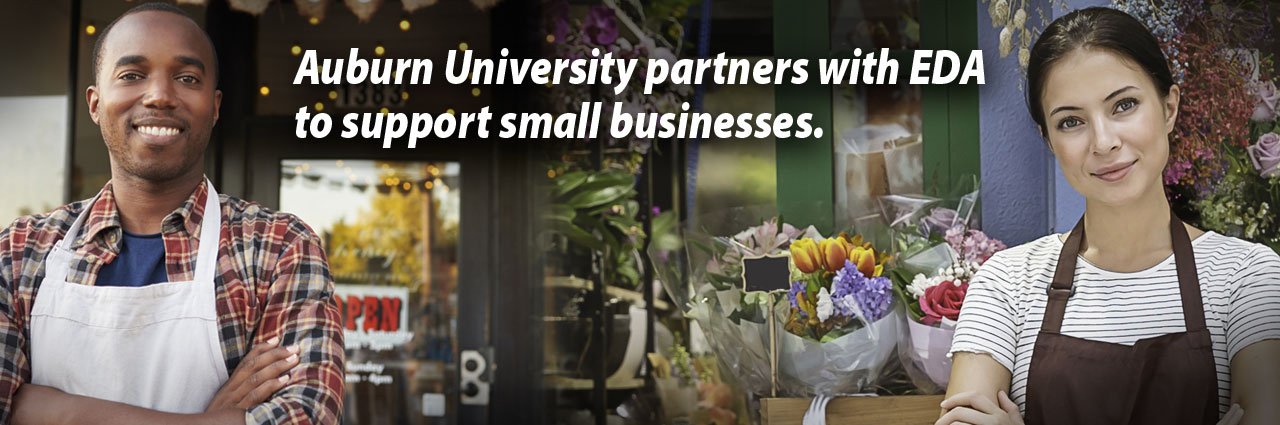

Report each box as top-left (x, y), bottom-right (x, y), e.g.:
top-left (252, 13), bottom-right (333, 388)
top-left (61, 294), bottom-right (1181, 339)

top-left (291, 44), bottom-right (302, 56)
top-left (401, 92), bottom-right (409, 101)
top-left (399, 19), bottom-right (410, 31)
top-left (445, 108), bottom-right (455, 115)
top-left (374, 45), bottom-right (385, 56)
top-left (545, 34), bottom-right (555, 43)
top-left (379, 107), bottom-right (390, 114)
top-left (85, 25), bottom-right (96, 36)
top-left (314, 102), bottom-right (324, 111)
top-left (308, 16), bottom-right (320, 25)
top-left (458, 42), bottom-right (469, 51)
top-left (424, 181), bottom-right (434, 189)
top-left (471, 88), bottom-right (481, 97)
top-left (259, 85), bottom-right (270, 96)
top-left (328, 90), bottom-right (338, 100)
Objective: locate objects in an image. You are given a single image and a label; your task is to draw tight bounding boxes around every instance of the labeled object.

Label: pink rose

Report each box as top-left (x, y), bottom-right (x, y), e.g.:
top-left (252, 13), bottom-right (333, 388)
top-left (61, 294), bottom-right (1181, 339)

top-left (921, 281), bottom-right (968, 325)
top-left (1251, 80), bottom-right (1280, 122)
top-left (1248, 132), bottom-right (1280, 178)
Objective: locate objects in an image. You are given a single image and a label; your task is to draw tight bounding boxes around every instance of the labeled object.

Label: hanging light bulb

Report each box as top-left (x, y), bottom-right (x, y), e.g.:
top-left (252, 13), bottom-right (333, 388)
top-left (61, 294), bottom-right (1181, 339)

top-left (399, 19), bottom-right (410, 31)
top-left (291, 44), bottom-right (302, 56)
top-left (259, 85), bottom-right (270, 96)
top-left (85, 24), bottom-right (97, 35)
top-left (458, 42), bottom-right (469, 51)
top-left (374, 44), bottom-right (386, 56)
top-left (314, 102), bottom-right (325, 111)
top-left (308, 16), bottom-right (320, 25)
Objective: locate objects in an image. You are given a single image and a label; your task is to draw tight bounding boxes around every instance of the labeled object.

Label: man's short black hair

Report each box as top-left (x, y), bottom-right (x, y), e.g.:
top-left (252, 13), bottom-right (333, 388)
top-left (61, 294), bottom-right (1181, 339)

top-left (91, 2), bottom-right (220, 85)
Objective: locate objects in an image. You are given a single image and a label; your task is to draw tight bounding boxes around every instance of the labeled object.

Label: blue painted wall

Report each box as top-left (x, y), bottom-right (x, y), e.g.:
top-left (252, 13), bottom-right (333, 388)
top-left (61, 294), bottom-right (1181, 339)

top-left (977, 0), bottom-right (1055, 246)
top-left (978, 0), bottom-right (1112, 244)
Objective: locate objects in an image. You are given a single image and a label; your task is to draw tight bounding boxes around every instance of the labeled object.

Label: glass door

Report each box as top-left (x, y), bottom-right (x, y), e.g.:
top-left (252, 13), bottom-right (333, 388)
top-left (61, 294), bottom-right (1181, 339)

top-left (279, 159), bottom-right (463, 425)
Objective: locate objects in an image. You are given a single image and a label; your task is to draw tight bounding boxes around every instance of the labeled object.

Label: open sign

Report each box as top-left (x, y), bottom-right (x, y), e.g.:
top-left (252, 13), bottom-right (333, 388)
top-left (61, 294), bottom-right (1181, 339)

top-left (333, 284), bottom-right (413, 351)
top-left (336, 294), bottom-right (403, 332)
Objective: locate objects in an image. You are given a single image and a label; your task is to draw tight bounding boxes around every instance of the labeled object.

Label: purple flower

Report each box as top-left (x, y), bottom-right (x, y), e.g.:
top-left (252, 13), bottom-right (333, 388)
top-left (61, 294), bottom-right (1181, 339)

top-left (831, 260), bottom-right (893, 322)
top-left (923, 208), bottom-right (958, 235)
top-left (584, 6), bottom-right (619, 46)
top-left (788, 281), bottom-right (807, 318)
top-left (1251, 80), bottom-right (1280, 122)
top-left (1249, 132), bottom-right (1280, 178)
top-left (946, 227), bottom-right (1007, 264)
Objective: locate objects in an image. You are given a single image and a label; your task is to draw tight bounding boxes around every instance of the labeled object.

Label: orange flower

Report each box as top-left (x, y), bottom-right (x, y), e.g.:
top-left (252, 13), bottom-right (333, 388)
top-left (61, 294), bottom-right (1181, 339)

top-left (848, 244), bottom-right (881, 277)
top-left (818, 237), bottom-right (850, 273)
top-left (790, 238), bottom-right (821, 274)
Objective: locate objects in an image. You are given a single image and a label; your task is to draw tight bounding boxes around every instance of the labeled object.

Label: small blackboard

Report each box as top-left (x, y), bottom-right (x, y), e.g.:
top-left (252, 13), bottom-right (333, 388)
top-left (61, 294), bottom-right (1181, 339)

top-left (742, 255), bottom-right (792, 292)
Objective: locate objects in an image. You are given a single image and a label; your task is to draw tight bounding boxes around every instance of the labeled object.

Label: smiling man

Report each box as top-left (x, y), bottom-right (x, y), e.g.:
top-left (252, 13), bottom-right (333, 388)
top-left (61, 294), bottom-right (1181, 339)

top-left (0, 3), bottom-right (343, 424)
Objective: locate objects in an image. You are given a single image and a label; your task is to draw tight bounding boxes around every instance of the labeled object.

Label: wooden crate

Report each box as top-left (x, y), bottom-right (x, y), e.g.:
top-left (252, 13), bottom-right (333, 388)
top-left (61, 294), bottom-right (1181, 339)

top-left (760, 395), bottom-right (944, 425)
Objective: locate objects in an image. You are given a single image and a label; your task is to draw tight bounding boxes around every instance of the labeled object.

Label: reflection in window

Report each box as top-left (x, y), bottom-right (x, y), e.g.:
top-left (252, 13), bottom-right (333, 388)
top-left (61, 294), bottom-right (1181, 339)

top-left (280, 159), bottom-right (461, 425)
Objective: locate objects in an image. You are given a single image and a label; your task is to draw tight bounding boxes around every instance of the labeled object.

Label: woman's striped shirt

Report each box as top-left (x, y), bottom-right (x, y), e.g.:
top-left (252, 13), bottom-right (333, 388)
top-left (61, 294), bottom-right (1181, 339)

top-left (950, 231), bottom-right (1280, 416)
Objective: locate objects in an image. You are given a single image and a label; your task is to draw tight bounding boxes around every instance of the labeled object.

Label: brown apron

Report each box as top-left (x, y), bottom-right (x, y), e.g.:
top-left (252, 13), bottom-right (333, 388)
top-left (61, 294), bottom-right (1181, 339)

top-left (1024, 213), bottom-right (1219, 425)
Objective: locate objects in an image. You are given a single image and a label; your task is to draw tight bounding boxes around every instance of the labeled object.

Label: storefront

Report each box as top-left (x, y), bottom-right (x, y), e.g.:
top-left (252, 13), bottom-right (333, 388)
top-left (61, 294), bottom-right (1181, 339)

top-left (3, 0), bottom-right (1279, 424)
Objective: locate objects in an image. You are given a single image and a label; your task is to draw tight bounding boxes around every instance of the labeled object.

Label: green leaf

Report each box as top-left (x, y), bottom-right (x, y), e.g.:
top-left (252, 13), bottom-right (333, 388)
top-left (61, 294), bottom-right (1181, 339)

top-left (547, 216), bottom-right (604, 251)
top-left (566, 186), bottom-right (636, 210)
top-left (546, 203), bottom-right (576, 223)
top-left (561, 172), bottom-right (634, 199)
top-left (550, 171), bottom-right (590, 197)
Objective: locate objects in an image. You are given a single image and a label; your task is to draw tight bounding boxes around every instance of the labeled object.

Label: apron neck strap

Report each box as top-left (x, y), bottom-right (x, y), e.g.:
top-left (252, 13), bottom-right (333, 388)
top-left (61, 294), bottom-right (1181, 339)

top-left (193, 179), bottom-right (221, 282)
top-left (1042, 210), bottom-right (1205, 334)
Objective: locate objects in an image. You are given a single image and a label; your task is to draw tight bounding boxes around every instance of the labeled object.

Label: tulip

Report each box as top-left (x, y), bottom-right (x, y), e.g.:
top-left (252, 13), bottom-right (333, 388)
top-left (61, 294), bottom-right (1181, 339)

top-left (790, 238), bottom-right (821, 274)
top-left (818, 237), bottom-right (850, 273)
top-left (848, 245), bottom-right (878, 277)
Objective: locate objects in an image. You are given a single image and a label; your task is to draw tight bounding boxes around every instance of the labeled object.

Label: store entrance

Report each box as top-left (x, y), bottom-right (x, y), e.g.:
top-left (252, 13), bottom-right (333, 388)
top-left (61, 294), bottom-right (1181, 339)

top-left (234, 119), bottom-right (498, 425)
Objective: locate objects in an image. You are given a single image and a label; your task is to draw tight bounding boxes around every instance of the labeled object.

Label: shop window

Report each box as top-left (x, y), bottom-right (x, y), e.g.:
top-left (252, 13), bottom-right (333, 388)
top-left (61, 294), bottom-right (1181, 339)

top-left (280, 159), bottom-right (461, 425)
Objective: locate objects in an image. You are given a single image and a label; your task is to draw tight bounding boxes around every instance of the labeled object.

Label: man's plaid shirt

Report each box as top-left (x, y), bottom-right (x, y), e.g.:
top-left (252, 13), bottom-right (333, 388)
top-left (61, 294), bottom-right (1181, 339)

top-left (0, 179), bottom-right (344, 424)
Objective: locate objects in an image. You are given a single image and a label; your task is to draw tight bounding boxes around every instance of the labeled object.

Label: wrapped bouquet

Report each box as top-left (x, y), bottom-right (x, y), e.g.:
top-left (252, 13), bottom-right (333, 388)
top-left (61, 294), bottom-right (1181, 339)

top-left (651, 207), bottom-right (904, 397)
top-left (880, 187), bottom-right (1005, 392)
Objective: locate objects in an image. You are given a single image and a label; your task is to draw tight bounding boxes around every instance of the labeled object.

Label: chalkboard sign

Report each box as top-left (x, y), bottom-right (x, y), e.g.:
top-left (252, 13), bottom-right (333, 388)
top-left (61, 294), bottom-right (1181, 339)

top-left (742, 255), bottom-right (792, 292)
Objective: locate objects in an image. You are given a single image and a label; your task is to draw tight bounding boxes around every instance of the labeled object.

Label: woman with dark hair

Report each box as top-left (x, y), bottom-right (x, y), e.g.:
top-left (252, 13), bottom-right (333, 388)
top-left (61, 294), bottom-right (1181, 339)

top-left (935, 7), bottom-right (1280, 425)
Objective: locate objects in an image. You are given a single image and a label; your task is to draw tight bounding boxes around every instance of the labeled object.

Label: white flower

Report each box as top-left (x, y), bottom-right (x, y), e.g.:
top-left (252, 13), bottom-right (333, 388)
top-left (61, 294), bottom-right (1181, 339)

top-left (816, 287), bottom-right (834, 322)
top-left (999, 27), bottom-right (1013, 58)
top-left (907, 273), bottom-right (943, 298)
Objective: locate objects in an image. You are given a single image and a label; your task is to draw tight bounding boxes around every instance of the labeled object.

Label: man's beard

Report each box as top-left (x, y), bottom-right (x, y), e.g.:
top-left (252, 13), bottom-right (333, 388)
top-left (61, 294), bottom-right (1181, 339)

top-left (105, 125), bottom-right (209, 182)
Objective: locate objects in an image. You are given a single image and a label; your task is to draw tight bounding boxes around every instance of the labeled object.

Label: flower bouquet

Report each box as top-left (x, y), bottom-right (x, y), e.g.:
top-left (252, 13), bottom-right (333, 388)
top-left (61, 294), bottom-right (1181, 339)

top-left (775, 233), bottom-right (902, 395)
top-left (651, 212), bottom-right (815, 395)
top-left (879, 187), bottom-right (1006, 392)
top-left (650, 208), bottom-right (903, 396)
top-left (1194, 74), bottom-right (1280, 252)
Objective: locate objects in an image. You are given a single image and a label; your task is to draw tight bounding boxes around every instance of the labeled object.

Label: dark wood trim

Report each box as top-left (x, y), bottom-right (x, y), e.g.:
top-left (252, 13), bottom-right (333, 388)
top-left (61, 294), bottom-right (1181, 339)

top-left (65, 0), bottom-right (80, 204)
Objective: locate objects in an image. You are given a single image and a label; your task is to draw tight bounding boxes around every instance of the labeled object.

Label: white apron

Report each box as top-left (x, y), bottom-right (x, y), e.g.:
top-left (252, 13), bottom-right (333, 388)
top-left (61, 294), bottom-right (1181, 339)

top-left (29, 180), bottom-right (229, 413)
